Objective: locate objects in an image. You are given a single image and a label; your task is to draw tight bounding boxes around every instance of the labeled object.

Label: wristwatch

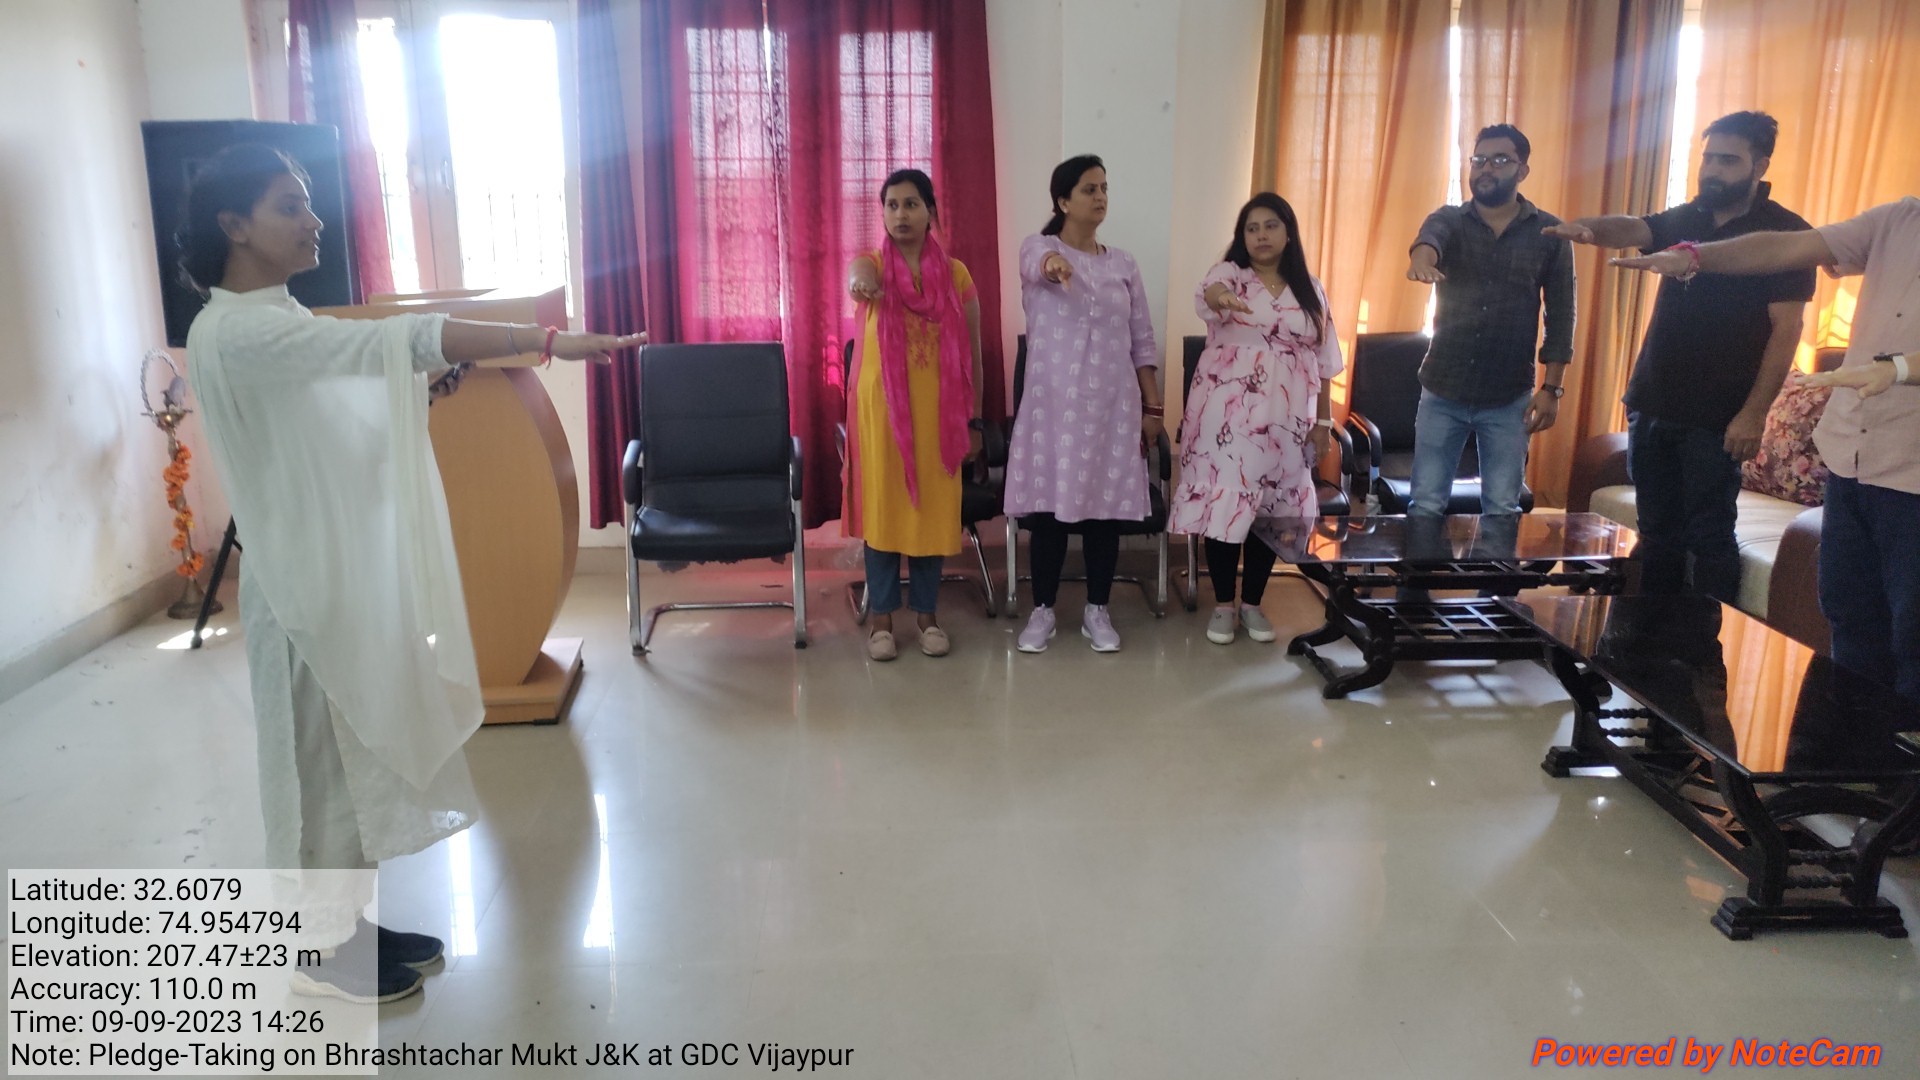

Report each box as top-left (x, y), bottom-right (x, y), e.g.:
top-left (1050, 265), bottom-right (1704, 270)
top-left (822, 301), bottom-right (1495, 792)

top-left (1874, 352), bottom-right (1911, 385)
top-left (1539, 384), bottom-right (1565, 400)
top-left (967, 418), bottom-right (988, 432)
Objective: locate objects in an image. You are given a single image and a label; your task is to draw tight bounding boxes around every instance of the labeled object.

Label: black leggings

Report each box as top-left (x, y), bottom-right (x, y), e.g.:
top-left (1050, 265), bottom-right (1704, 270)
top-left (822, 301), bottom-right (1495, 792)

top-left (1025, 514), bottom-right (1122, 607)
top-left (1205, 537), bottom-right (1278, 605)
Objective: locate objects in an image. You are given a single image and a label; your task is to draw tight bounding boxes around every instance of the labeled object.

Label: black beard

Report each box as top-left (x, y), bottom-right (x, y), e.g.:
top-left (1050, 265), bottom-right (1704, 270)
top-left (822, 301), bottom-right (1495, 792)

top-left (1697, 177), bottom-right (1754, 210)
top-left (1472, 176), bottom-right (1519, 207)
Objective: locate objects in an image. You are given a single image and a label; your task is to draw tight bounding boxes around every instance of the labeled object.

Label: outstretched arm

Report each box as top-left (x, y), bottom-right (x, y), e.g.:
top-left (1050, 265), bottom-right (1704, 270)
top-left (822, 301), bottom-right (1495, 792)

top-left (441, 321), bottom-right (644, 366)
top-left (1611, 229), bottom-right (1836, 278)
top-left (1544, 215), bottom-right (1653, 250)
top-left (1804, 354), bottom-right (1919, 399)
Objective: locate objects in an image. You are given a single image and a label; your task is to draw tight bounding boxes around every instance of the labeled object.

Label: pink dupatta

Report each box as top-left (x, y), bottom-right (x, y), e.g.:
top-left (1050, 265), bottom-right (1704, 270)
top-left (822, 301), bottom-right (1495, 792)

top-left (867, 232), bottom-right (973, 505)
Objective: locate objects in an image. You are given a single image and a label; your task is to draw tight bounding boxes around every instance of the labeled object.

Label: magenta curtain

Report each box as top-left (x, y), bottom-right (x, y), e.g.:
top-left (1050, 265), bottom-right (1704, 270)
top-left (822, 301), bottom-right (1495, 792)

top-left (578, 0), bottom-right (647, 529)
top-left (287, 0), bottom-right (393, 301)
top-left (579, 0), bottom-right (1004, 529)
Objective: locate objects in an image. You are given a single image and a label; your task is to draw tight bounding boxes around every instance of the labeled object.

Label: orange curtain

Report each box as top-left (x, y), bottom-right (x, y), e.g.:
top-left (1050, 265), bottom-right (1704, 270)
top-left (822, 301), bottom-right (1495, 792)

top-left (1692, 0), bottom-right (1920, 361)
top-left (1456, 0), bottom-right (1682, 507)
top-left (1251, 0), bottom-right (1453, 407)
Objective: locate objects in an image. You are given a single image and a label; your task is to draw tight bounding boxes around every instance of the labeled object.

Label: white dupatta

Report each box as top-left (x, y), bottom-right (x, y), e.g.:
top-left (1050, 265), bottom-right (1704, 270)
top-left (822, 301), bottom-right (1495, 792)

top-left (186, 286), bottom-right (482, 792)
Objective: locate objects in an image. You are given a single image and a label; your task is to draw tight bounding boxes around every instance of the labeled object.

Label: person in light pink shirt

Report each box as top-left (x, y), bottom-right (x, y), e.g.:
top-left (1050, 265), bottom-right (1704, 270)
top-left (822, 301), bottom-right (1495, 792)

top-left (1170, 193), bottom-right (1342, 647)
top-left (1615, 197), bottom-right (1920, 702)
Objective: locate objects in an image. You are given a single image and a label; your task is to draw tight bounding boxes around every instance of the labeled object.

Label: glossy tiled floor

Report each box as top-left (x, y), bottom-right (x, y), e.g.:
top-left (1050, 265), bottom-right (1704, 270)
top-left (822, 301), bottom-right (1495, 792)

top-left (4, 546), bottom-right (1918, 1078)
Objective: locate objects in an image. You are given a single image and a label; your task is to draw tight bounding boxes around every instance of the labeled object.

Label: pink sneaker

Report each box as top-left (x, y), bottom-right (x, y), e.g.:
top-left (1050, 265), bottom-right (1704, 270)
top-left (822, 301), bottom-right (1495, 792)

top-left (1017, 606), bottom-right (1057, 653)
top-left (1081, 604), bottom-right (1121, 652)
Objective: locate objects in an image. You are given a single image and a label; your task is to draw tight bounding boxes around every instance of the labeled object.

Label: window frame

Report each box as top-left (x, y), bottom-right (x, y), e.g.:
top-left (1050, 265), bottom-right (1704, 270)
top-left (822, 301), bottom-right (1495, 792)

top-left (248, 0), bottom-right (582, 307)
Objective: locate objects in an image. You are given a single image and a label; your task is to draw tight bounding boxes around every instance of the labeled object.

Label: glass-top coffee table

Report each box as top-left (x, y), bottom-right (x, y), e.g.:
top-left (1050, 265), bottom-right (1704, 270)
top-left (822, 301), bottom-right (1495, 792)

top-left (1250, 514), bottom-right (1637, 698)
top-left (1508, 591), bottom-right (1920, 939)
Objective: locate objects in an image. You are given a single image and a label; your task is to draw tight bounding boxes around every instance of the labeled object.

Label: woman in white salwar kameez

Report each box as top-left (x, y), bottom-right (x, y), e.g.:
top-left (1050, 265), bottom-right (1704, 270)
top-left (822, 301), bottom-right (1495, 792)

top-left (179, 145), bottom-right (642, 1004)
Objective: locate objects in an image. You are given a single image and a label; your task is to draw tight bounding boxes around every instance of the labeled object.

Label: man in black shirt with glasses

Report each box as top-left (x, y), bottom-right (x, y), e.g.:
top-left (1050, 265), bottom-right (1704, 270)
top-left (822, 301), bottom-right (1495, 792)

top-left (1406, 123), bottom-right (1577, 522)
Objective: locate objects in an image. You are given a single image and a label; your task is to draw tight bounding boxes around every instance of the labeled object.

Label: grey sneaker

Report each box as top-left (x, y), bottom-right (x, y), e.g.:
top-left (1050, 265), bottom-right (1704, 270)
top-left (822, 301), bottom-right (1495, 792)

top-left (1206, 606), bottom-right (1237, 645)
top-left (1240, 605), bottom-right (1276, 643)
top-left (1081, 604), bottom-right (1121, 652)
top-left (1017, 606), bottom-right (1057, 653)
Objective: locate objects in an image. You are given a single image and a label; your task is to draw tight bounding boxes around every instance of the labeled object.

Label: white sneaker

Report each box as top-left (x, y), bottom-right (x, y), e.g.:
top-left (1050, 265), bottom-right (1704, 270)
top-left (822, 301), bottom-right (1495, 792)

top-left (1017, 606), bottom-right (1057, 653)
top-left (1240, 605), bottom-right (1277, 643)
top-left (1081, 604), bottom-right (1121, 652)
top-left (1206, 606), bottom-right (1237, 645)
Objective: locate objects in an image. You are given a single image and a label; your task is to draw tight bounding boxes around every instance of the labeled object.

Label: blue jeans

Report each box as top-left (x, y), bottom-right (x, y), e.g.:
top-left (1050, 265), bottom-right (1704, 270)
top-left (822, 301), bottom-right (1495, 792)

top-left (864, 546), bottom-right (943, 615)
top-left (1819, 475), bottom-right (1920, 704)
top-left (1409, 388), bottom-right (1530, 517)
top-left (1626, 412), bottom-right (1743, 604)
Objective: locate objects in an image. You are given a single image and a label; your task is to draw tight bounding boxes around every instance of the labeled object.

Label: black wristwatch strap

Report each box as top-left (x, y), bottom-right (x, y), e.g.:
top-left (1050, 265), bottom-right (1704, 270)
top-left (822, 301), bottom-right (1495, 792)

top-left (1540, 384), bottom-right (1565, 400)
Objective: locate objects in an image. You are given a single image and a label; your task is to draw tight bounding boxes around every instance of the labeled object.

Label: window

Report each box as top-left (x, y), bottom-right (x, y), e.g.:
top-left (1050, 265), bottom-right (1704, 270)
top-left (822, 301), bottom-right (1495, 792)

top-left (677, 23), bottom-right (936, 329)
top-left (253, 0), bottom-right (580, 302)
top-left (354, 17), bottom-right (422, 293)
top-left (1665, 0), bottom-right (1707, 210)
top-left (839, 30), bottom-right (935, 248)
top-left (438, 13), bottom-right (572, 294)
top-left (684, 26), bottom-right (790, 323)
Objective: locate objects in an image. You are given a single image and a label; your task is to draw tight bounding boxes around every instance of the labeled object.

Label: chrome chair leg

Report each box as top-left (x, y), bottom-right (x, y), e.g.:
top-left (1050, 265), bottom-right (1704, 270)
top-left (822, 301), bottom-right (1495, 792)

top-left (1004, 516), bottom-right (1021, 618)
top-left (1174, 534), bottom-right (1201, 612)
top-left (792, 502), bottom-right (808, 648)
top-left (1153, 530), bottom-right (1170, 617)
top-left (625, 503), bottom-right (646, 654)
top-left (968, 524), bottom-right (998, 616)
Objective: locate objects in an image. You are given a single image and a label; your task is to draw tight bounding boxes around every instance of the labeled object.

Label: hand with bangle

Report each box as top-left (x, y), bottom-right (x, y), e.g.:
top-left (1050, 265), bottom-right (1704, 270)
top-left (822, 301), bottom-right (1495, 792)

top-left (1141, 400), bottom-right (1165, 449)
top-left (506, 322), bottom-right (647, 367)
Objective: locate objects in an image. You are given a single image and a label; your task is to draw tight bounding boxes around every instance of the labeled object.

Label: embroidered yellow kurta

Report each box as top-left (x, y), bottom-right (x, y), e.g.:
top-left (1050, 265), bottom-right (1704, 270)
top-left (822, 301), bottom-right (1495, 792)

top-left (844, 256), bottom-right (975, 557)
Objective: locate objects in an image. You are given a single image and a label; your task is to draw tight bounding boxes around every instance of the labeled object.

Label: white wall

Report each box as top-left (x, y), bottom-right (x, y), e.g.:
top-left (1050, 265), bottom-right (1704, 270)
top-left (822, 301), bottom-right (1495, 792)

top-left (1162, 0), bottom-right (1268, 420)
top-left (132, 0), bottom-right (258, 559)
top-left (985, 0), bottom-right (1062, 402)
top-left (138, 0), bottom-right (256, 121)
top-left (0, 0), bottom-right (184, 683)
top-left (1062, 0), bottom-right (1181, 349)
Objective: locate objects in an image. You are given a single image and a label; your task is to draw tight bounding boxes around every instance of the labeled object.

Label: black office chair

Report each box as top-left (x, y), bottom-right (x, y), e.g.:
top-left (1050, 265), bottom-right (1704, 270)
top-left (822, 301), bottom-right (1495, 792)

top-left (1172, 334), bottom-right (1355, 611)
top-left (622, 342), bottom-right (807, 653)
top-left (1343, 331), bottom-right (1534, 515)
top-left (1002, 334), bottom-right (1173, 618)
top-left (837, 339), bottom-right (1007, 620)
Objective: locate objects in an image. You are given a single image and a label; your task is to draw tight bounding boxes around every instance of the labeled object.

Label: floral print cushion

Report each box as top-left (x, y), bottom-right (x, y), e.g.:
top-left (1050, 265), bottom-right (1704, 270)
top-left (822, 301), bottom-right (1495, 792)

top-left (1739, 380), bottom-right (1831, 507)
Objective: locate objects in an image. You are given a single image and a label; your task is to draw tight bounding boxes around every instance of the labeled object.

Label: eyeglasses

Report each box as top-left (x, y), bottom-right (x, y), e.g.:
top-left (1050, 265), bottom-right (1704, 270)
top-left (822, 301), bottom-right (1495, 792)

top-left (1470, 154), bottom-right (1519, 170)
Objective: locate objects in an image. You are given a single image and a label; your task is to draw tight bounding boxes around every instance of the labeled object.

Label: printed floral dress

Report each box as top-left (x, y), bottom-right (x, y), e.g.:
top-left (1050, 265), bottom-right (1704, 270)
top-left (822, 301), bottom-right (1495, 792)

top-left (1170, 262), bottom-right (1344, 542)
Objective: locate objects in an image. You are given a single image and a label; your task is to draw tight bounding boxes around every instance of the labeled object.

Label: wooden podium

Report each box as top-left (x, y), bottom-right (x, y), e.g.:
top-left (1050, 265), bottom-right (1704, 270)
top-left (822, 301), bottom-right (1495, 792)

top-left (318, 287), bottom-right (583, 725)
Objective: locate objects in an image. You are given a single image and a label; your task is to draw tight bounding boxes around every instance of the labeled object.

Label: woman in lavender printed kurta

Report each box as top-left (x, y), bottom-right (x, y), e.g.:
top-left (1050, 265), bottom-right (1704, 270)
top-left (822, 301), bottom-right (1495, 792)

top-left (1006, 235), bottom-right (1160, 518)
top-left (1007, 155), bottom-right (1165, 654)
top-left (1170, 193), bottom-right (1340, 645)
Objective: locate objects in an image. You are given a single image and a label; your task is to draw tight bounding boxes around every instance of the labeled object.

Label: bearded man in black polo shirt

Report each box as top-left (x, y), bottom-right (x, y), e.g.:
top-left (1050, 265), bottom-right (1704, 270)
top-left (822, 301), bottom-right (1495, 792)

top-left (1546, 111), bottom-right (1815, 603)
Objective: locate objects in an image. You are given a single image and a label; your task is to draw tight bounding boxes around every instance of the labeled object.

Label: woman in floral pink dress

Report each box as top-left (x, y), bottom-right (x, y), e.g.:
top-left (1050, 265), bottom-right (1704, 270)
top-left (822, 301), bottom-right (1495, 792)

top-left (1170, 193), bottom-right (1343, 645)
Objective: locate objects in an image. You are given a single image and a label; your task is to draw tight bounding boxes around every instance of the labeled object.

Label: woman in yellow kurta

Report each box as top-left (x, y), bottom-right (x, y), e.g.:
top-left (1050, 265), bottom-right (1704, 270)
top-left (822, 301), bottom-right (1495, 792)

top-left (844, 168), bottom-right (985, 660)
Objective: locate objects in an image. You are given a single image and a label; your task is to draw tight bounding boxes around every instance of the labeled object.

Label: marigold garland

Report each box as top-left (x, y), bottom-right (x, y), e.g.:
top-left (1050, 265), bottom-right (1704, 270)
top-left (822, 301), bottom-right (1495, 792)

top-left (164, 439), bottom-right (204, 578)
top-left (139, 349), bottom-right (206, 589)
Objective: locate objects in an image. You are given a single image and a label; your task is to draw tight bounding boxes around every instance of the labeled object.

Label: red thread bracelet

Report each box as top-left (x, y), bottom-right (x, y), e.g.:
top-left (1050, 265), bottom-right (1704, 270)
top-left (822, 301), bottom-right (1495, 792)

top-left (540, 326), bottom-right (558, 367)
top-left (1666, 241), bottom-right (1701, 281)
